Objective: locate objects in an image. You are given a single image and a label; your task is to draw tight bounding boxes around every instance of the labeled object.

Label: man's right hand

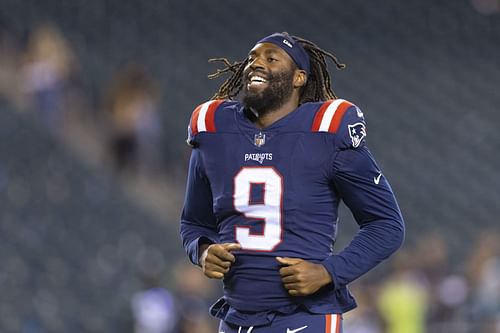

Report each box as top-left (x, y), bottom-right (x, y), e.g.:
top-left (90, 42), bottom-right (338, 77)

top-left (199, 243), bottom-right (241, 279)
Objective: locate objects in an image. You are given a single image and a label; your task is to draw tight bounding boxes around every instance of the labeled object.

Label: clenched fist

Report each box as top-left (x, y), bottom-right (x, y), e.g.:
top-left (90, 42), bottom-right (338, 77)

top-left (276, 257), bottom-right (333, 296)
top-left (199, 243), bottom-right (241, 279)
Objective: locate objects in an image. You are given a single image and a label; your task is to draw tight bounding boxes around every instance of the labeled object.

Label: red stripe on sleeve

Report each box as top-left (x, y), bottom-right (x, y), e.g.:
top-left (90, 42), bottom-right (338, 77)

top-left (311, 100), bottom-right (333, 132)
top-left (190, 104), bottom-right (202, 136)
top-left (328, 101), bottom-right (353, 133)
top-left (205, 100), bottom-right (224, 132)
top-left (325, 314), bottom-right (332, 333)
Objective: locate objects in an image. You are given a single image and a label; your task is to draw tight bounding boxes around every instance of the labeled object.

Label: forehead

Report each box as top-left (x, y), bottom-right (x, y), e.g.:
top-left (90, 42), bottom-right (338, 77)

top-left (249, 42), bottom-right (292, 60)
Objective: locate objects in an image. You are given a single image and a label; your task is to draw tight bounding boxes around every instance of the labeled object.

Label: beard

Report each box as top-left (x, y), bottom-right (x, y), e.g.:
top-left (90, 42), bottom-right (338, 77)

top-left (242, 68), bottom-right (295, 117)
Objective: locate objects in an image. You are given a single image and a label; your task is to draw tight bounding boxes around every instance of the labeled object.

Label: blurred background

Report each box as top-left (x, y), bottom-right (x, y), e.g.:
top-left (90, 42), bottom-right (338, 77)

top-left (0, 0), bottom-right (499, 332)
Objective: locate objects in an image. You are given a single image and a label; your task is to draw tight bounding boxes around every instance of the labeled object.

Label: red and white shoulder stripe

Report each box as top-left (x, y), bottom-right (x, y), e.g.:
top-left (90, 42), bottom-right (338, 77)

top-left (189, 100), bottom-right (225, 136)
top-left (311, 99), bottom-right (354, 133)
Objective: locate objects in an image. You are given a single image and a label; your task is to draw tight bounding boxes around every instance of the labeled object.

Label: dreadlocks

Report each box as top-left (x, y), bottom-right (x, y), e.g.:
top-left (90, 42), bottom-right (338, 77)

top-left (208, 34), bottom-right (345, 103)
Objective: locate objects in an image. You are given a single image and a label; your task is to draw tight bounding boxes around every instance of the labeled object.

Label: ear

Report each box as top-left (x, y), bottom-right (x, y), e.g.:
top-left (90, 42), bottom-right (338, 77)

top-left (293, 69), bottom-right (307, 88)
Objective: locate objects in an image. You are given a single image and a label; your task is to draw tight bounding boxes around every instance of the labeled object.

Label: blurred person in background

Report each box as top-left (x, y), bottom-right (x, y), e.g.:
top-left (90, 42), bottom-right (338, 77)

top-left (21, 22), bottom-right (78, 134)
top-left (465, 231), bottom-right (500, 333)
top-left (0, 17), bottom-right (23, 106)
top-left (414, 234), bottom-right (468, 332)
top-left (130, 272), bottom-right (176, 333)
top-left (174, 260), bottom-right (219, 333)
top-left (377, 250), bottom-right (428, 333)
top-left (104, 63), bottom-right (163, 176)
top-left (180, 32), bottom-right (404, 333)
top-left (343, 282), bottom-right (381, 333)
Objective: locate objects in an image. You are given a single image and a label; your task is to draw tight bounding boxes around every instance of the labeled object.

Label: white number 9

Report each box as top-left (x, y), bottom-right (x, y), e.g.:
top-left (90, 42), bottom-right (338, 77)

top-left (233, 167), bottom-right (283, 251)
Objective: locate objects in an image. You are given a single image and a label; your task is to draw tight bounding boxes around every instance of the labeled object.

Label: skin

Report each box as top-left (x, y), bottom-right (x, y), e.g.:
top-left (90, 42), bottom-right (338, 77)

top-left (199, 242), bottom-right (240, 279)
top-left (243, 42), bottom-right (306, 128)
top-left (198, 42), bottom-right (333, 296)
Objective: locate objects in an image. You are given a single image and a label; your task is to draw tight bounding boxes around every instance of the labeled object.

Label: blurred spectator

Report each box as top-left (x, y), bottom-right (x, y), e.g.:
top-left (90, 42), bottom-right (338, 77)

top-left (104, 64), bottom-right (163, 176)
top-left (130, 273), bottom-right (176, 333)
top-left (21, 22), bottom-right (78, 133)
top-left (344, 282), bottom-right (381, 333)
top-left (413, 233), bottom-right (466, 328)
top-left (414, 234), bottom-right (448, 286)
top-left (411, 234), bottom-right (470, 332)
top-left (465, 231), bottom-right (500, 332)
top-left (173, 260), bottom-right (218, 333)
top-left (377, 250), bottom-right (429, 333)
top-left (0, 18), bottom-right (23, 106)
top-left (470, 0), bottom-right (500, 15)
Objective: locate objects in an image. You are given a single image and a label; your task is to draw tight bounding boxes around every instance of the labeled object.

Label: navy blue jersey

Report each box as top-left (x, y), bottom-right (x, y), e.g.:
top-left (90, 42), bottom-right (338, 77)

top-left (180, 99), bottom-right (404, 326)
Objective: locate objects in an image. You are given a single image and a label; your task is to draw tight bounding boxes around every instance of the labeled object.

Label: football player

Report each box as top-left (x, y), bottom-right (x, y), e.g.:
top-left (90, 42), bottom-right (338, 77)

top-left (180, 32), bottom-right (404, 333)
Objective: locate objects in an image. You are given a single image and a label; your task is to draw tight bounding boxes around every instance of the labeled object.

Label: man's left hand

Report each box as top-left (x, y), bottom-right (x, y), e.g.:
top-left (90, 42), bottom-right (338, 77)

top-left (276, 257), bottom-right (333, 296)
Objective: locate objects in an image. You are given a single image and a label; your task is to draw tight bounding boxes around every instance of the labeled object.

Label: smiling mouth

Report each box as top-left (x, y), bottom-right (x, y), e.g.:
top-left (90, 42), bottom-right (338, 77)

top-left (247, 74), bottom-right (268, 89)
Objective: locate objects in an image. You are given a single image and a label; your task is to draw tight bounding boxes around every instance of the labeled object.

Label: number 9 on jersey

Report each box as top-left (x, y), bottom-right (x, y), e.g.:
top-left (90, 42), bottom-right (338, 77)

top-left (233, 167), bottom-right (283, 251)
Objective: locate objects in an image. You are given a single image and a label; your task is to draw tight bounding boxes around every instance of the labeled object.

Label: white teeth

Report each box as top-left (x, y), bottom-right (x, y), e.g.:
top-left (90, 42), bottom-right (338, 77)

top-left (250, 75), bottom-right (266, 83)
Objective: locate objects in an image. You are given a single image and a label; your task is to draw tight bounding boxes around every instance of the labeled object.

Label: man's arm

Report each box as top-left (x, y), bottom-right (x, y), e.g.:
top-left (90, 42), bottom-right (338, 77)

top-left (275, 143), bottom-right (405, 296)
top-left (321, 144), bottom-right (405, 290)
top-left (276, 104), bottom-right (403, 296)
top-left (180, 149), bottom-right (219, 265)
top-left (180, 149), bottom-right (241, 278)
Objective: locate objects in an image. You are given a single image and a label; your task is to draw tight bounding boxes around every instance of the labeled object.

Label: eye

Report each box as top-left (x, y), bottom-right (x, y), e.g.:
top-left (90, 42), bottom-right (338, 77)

top-left (267, 57), bottom-right (277, 62)
top-left (247, 56), bottom-right (255, 62)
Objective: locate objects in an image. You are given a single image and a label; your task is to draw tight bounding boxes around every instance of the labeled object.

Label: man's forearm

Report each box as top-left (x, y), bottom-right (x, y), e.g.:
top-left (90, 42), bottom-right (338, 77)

top-left (322, 219), bottom-right (404, 289)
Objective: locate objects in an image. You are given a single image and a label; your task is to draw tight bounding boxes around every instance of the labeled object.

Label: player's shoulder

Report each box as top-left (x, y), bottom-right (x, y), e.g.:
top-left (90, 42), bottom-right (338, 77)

top-left (308, 98), bottom-right (367, 149)
top-left (187, 99), bottom-right (240, 147)
top-left (188, 99), bottom-right (239, 136)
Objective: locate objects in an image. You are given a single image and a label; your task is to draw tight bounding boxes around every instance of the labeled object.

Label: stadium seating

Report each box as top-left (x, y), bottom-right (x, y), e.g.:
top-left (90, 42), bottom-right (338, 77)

top-left (0, 0), bottom-right (498, 331)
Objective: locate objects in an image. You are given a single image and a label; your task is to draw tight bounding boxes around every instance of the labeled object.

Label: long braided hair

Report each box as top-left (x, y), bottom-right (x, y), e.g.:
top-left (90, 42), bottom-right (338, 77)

top-left (208, 33), bottom-right (345, 103)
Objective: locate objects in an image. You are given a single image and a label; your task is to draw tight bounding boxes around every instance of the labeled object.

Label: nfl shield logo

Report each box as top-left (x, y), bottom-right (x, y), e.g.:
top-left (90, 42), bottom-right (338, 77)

top-left (254, 132), bottom-right (266, 147)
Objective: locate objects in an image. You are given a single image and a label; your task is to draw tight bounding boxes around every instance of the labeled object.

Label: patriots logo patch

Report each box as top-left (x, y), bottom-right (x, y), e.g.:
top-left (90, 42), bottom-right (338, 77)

top-left (348, 122), bottom-right (366, 148)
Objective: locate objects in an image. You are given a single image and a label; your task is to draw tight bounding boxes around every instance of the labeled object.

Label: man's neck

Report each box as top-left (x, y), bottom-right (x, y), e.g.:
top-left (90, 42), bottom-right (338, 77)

top-left (252, 96), bottom-right (300, 129)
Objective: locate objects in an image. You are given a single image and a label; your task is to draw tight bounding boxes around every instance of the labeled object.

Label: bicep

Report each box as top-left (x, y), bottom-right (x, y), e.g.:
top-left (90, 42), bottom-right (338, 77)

top-left (332, 146), bottom-right (403, 225)
top-left (181, 149), bottom-right (217, 227)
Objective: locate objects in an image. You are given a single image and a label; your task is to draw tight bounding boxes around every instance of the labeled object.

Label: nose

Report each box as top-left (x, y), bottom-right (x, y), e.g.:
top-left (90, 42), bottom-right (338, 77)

top-left (248, 56), bottom-right (265, 71)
